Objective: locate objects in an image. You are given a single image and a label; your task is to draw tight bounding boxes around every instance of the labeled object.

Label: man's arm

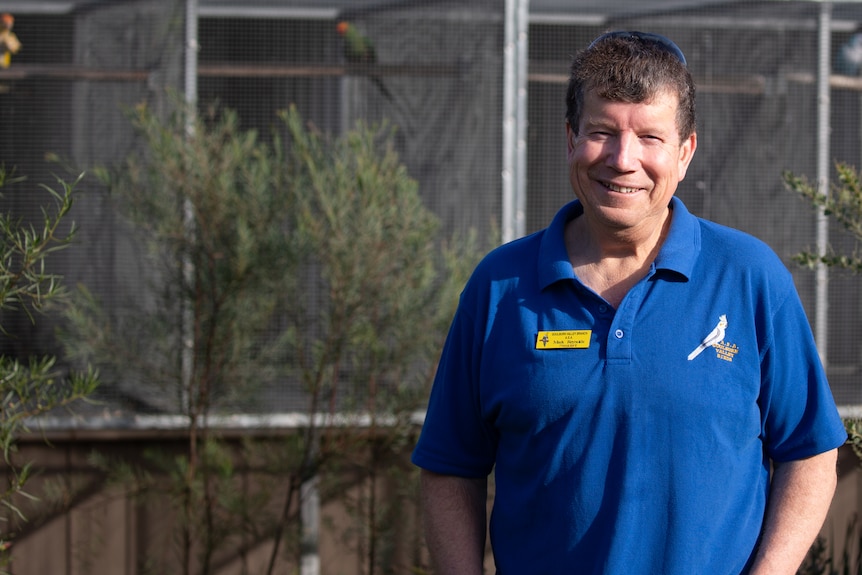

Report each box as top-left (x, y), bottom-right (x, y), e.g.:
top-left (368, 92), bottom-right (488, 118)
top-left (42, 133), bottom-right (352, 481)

top-left (748, 448), bottom-right (839, 575)
top-left (420, 469), bottom-right (488, 575)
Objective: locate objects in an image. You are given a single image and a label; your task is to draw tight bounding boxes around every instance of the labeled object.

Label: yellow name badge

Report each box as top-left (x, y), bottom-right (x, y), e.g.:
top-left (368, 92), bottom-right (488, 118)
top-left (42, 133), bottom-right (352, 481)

top-left (535, 330), bottom-right (592, 349)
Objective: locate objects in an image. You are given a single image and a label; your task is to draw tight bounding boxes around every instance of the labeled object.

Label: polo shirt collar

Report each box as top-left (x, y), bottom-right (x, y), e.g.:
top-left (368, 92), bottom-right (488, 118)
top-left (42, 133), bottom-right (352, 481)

top-left (537, 196), bottom-right (700, 291)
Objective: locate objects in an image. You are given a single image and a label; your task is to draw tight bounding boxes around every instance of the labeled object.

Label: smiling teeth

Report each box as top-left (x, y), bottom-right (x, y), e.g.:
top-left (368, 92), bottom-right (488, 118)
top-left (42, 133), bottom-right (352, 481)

top-left (607, 183), bottom-right (639, 194)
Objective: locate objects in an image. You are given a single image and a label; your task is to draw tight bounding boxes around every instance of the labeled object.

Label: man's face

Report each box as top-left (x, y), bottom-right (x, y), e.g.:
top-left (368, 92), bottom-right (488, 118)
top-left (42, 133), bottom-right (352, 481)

top-left (567, 89), bottom-right (697, 236)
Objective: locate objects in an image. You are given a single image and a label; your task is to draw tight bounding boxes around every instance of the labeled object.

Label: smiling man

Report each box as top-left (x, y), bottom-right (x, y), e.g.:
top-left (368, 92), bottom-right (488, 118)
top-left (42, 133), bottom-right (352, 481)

top-left (412, 31), bottom-right (847, 575)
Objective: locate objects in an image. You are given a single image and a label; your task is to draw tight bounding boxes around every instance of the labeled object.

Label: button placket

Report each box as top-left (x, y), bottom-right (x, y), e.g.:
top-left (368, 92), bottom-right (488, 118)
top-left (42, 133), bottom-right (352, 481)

top-left (606, 281), bottom-right (649, 363)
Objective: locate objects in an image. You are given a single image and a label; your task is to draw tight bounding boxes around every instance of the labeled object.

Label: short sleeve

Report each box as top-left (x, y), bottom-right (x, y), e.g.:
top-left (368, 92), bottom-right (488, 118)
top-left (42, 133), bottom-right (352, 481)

top-left (759, 287), bottom-right (847, 462)
top-left (411, 290), bottom-right (499, 478)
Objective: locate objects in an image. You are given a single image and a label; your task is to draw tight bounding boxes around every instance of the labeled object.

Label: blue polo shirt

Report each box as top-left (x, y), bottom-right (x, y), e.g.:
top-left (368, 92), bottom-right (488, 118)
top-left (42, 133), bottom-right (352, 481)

top-left (412, 197), bottom-right (846, 575)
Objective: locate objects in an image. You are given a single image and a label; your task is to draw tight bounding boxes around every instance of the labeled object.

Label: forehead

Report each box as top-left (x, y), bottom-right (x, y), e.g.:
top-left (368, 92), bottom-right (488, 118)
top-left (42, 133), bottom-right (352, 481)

top-left (579, 89), bottom-right (680, 129)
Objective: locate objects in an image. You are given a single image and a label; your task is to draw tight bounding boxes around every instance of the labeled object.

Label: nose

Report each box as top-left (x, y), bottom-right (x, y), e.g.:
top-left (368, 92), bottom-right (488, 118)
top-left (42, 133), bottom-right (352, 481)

top-left (605, 132), bottom-right (639, 171)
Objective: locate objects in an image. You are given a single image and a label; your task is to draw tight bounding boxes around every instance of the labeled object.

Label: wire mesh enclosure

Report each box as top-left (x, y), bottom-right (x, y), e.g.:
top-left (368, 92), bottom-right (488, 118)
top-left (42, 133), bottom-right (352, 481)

top-left (1, 0), bottom-right (862, 416)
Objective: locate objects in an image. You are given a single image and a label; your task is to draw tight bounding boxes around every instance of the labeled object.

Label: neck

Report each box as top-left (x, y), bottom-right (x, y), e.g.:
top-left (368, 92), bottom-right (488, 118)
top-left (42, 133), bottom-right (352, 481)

top-left (566, 207), bottom-right (672, 307)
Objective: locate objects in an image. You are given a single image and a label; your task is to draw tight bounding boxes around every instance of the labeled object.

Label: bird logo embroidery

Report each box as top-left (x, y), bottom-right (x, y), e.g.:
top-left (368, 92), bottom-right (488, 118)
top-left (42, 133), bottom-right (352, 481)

top-left (687, 314), bottom-right (728, 361)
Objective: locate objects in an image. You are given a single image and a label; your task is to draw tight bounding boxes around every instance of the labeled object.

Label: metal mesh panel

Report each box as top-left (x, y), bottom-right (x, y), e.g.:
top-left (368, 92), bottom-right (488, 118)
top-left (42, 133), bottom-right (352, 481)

top-left (0, 0), bottom-right (505, 416)
top-left (2, 0), bottom-right (862, 415)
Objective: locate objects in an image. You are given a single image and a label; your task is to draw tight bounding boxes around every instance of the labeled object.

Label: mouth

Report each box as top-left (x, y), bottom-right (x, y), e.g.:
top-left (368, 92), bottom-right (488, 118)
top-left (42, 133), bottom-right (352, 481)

top-left (602, 181), bottom-right (643, 194)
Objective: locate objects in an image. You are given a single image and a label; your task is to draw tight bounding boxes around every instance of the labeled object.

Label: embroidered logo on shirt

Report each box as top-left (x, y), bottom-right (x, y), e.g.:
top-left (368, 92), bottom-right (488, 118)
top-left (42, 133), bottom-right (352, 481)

top-left (536, 330), bottom-right (592, 349)
top-left (687, 314), bottom-right (728, 361)
top-left (712, 340), bottom-right (739, 362)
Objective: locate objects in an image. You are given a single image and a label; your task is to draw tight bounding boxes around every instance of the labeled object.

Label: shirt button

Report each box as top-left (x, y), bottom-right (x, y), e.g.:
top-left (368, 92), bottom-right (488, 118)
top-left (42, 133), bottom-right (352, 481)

top-left (598, 304), bottom-right (608, 314)
top-left (614, 329), bottom-right (624, 339)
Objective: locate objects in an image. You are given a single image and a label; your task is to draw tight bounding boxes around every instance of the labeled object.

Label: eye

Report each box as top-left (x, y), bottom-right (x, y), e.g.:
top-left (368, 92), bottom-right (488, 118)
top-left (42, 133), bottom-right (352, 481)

top-left (640, 134), bottom-right (665, 145)
top-left (586, 130), bottom-right (611, 141)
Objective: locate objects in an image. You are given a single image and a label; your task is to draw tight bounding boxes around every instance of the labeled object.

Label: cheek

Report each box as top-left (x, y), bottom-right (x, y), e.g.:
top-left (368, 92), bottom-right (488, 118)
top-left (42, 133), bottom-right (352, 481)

top-left (568, 153), bottom-right (589, 183)
top-left (645, 149), bottom-right (685, 184)
top-left (569, 142), bottom-right (597, 170)
top-left (567, 161), bottom-right (579, 188)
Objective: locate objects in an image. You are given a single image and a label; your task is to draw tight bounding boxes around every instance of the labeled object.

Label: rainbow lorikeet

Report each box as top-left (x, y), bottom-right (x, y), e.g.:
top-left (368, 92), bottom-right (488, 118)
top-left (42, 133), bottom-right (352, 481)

top-left (336, 21), bottom-right (392, 101)
top-left (0, 13), bottom-right (21, 69)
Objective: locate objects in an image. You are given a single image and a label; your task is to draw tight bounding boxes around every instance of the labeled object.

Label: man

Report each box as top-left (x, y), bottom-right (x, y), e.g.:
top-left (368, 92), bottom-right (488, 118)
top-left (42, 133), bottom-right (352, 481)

top-left (411, 31), bottom-right (847, 574)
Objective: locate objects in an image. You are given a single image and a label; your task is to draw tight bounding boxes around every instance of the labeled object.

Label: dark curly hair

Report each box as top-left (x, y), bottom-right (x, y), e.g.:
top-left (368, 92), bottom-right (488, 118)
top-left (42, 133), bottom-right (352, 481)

top-left (565, 33), bottom-right (696, 141)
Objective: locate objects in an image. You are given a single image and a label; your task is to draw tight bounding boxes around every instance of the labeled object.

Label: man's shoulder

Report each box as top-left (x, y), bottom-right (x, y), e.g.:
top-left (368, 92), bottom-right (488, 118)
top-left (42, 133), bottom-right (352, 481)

top-left (687, 217), bottom-right (804, 312)
top-left (457, 229), bottom-right (548, 308)
top-left (696, 217), bottom-right (787, 269)
top-left (473, 229), bottom-right (546, 276)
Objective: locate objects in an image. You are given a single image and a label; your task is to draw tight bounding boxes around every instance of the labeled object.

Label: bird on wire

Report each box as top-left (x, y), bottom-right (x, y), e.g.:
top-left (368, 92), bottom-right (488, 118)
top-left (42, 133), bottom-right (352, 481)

top-left (0, 13), bottom-right (21, 69)
top-left (336, 20), bottom-right (393, 102)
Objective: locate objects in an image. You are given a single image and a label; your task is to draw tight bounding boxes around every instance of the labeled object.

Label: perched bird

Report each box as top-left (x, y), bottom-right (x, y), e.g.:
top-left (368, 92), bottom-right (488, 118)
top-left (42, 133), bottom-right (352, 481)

top-left (687, 314), bottom-right (728, 361)
top-left (0, 13), bottom-right (21, 69)
top-left (336, 21), bottom-right (392, 101)
top-left (836, 33), bottom-right (862, 76)
top-left (337, 21), bottom-right (376, 63)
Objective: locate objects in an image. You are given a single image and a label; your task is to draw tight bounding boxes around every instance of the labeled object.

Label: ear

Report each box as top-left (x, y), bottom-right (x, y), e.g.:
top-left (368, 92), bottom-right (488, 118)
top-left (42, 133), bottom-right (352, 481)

top-left (566, 122), bottom-right (576, 158)
top-left (677, 132), bottom-right (697, 182)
